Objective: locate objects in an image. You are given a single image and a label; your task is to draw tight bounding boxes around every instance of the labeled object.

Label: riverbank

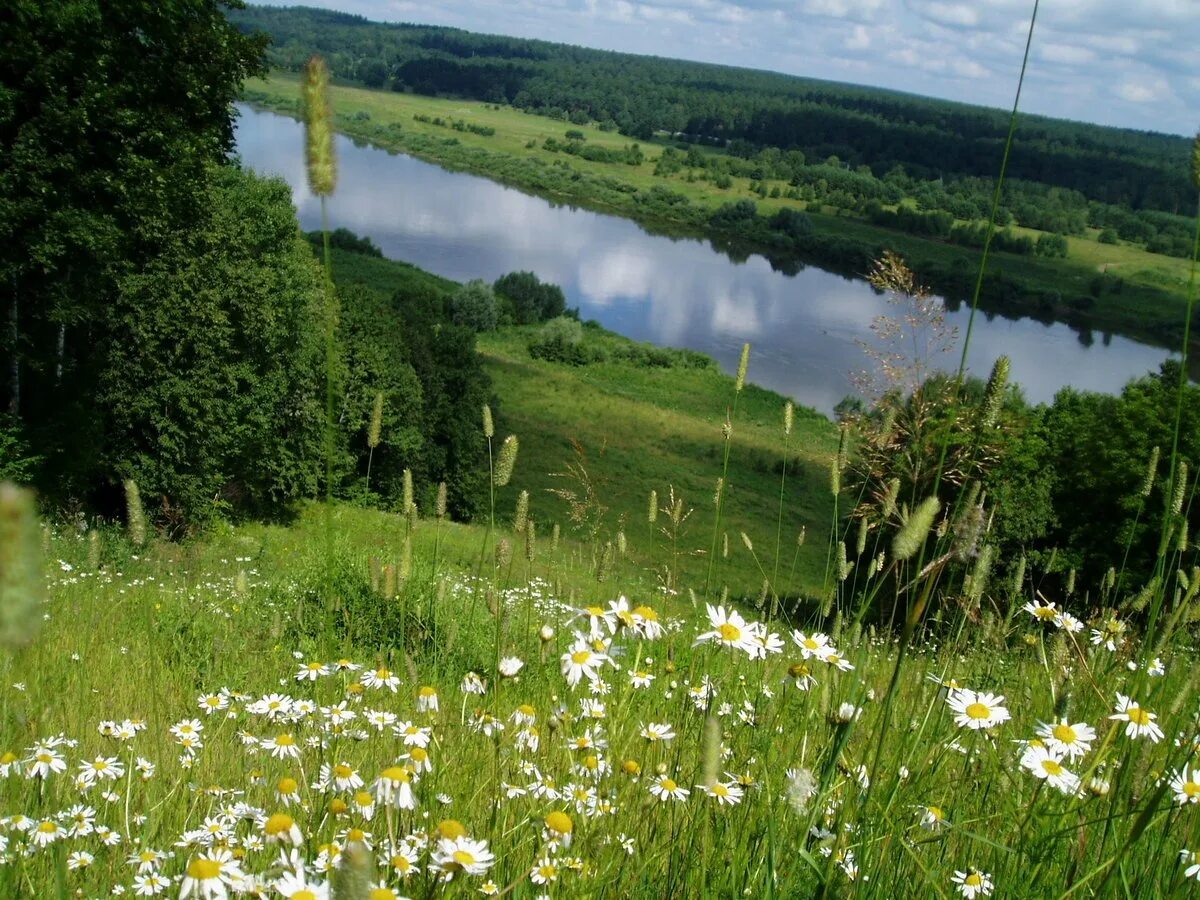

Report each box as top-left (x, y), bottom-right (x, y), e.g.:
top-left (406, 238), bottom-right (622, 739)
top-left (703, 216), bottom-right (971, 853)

top-left (242, 72), bottom-right (1196, 354)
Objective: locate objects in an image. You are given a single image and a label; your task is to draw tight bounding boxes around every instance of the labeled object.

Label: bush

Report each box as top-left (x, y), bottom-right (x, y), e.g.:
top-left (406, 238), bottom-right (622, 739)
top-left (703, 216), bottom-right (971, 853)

top-left (493, 271), bottom-right (567, 325)
top-left (449, 279), bottom-right (499, 332)
top-left (528, 316), bottom-right (598, 365)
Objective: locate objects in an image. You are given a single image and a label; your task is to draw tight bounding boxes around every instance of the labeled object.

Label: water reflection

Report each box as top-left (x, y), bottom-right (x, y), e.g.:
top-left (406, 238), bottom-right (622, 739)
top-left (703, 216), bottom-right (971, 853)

top-left (235, 105), bottom-right (1177, 415)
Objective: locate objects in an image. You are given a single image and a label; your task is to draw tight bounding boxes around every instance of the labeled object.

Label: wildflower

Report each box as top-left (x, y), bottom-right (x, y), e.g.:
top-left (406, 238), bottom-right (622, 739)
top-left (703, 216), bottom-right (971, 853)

top-left (792, 631), bottom-right (835, 661)
top-left (578, 605), bottom-right (616, 638)
top-left (30, 819), bottom-right (62, 848)
top-left (276, 777), bottom-right (301, 806)
top-left (831, 703), bottom-right (861, 724)
top-left (351, 790), bottom-right (375, 820)
top-left (543, 810), bottom-right (574, 847)
top-left (198, 694), bottom-right (229, 715)
top-left (395, 721), bottom-right (433, 747)
top-left (629, 670), bottom-right (655, 688)
top-left (132, 873), bottom-right (171, 895)
top-left (695, 605), bottom-right (758, 655)
top-left (1148, 657), bottom-right (1166, 677)
top-left (1109, 694), bottom-right (1163, 742)
top-left (417, 685), bottom-right (439, 712)
top-left (405, 746), bottom-right (432, 774)
top-left (1035, 719), bottom-right (1096, 761)
top-left (1022, 599), bottom-right (1058, 624)
top-left (363, 667), bottom-right (400, 691)
top-left (946, 689), bottom-right (1011, 730)
top-left (1090, 618), bottom-right (1126, 651)
top-left (430, 835), bottom-right (495, 880)
top-left (561, 640), bottom-right (610, 687)
top-left (498, 657), bottom-right (524, 678)
top-left (295, 660), bottom-right (330, 682)
top-left (25, 744), bottom-right (67, 779)
top-left (631, 604), bottom-right (665, 640)
top-left (918, 806), bottom-right (946, 831)
top-left (1170, 767), bottom-right (1200, 805)
top-left (530, 857), bottom-right (560, 884)
top-left (1181, 849), bottom-right (1200, 882)
top-left (951, 868), bottom-right (994, 898)
top-left (180, 848), bottom-right (244, 899)
top-left (319, 761), bottom-right (363, 793)
top-left (460, 672), bottom-right (487, 695)
top-left (639, 722), bottom-right (676, 742)
top-left (787, 662), bottom-right (817, 691)
top-left (374, 766), bottom-right (416, 809)
top-left (386, 842), bottom-right (420, 878)
top-left (703, 781), bottom-right (744, 806)
top-left (648, 774), bottom-right (690, 802)
top-left (263, 733), bottom-right (301, 760)
top-left (1020, 745), bottom-right (1080, 795)
top-left (78, 755), bottom-right (124, 785)
top-left (1054, 611), bottom-right (1083, 633)
top-left (273, 870), bottom-right (330, 899)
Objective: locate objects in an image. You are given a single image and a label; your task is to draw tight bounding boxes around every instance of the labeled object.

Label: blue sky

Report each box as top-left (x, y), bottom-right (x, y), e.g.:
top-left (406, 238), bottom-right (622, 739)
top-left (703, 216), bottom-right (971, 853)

top-left (254, 0), bottom-right (1199, 135)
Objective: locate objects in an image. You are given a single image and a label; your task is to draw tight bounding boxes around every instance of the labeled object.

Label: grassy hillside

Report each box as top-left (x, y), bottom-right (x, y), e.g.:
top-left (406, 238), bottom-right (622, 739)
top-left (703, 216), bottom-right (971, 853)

top-left (325, 246), bottom-right (839, 600)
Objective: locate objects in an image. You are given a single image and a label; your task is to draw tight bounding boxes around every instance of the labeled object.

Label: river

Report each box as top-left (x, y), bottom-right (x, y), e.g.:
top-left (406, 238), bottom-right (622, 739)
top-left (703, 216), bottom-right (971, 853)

top-left (234, 105), bottom-right (1177, 415)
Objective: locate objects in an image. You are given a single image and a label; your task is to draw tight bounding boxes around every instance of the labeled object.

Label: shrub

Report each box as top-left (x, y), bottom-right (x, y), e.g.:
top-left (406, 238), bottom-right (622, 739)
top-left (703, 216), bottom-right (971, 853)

top-left (449, 279), bottom-right (499, 332)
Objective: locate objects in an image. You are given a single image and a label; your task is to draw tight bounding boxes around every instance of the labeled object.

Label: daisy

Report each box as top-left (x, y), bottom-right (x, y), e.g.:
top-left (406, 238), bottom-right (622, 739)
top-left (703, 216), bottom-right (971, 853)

top-left (273, 870), bottom-right (330, 899)
top-left (386, 842), bottom-right (420, 878)
top-left (918, 806), bottom-right (946, 831)
top-left (429, 835), bottom-right (495, 881)
top-left (132, 872), bottom-right (171, 895)
top-left (577, 605), bottom-right (616, 638)
top-left (25, 744), bottom-right (67, 779)
top-left (394, 722), bottom-right (433, 748)
top-left (295, 660), bottom-right (330, 682)
top-left (460, 672), bottom-right (487, 695)
top-left (263, 733), bottom-right (301, 760)
top-left (543, 810), bottom-right (574, 847)
top-left (1022, 599), bottom-right (1058, 624)
top-left (1020, 745), bottom-right (1080, 795)
top-left (417, 685), bottom-right (440, 712)
top-left (198, 694), bottom-right (229, 715)
top-left (787, 662), bottom-right (817, 691)
top-left (951, 868), bottom-right (993, 899)
top-left (1109, 694), bottom-right (1163, 742)
top-left (702, 781), bottom-right (744, 806)
top-left (946, 689), bottom-right (1011, 730)
top-left (791, 631), bottom-right (835, 661)
top-left (262, 812), bottom-right (303, 846)
top-left (629, 670), bottom-right (655, 688)
top-left (1090, 618), bottom-right (1126, 651)
top-left (1054, 611), bottom-right (1083, 633)
top-left (530, 857), bottom-right (560, 885)
top-left (78, 755), bottom-right (124, 785)
top-left (1035, 719), bottom-right (1096, 761)
top-left (30, 819), bottom-right (62, 848)
top-left (362, 667), bottom-right (400, 692)
top-left (498, 657), bottom-right (524, 678)
top-left (351, 790), bottom-right (376, 820)
top-left (648, 774), bottom-right (690, 802)
top-left (1181, 849), bottom-right (1200, 882)
top-left (374, 766), bottom-right (416, 810)
top-left (180, 848), bottom-right (243, 899)
top-left (639, 722), bottom-right (676, 742)
top-left (276, 776), bottom-right (302, 806)
top-left (694, 605), bottom-right (758, 656)
top-left (560, 640), bottom-right (610, 688)
top-left (320, 762), bottom-right (364, 793)
top-left (1170, 767), bottom-right (1200, 805)
top-left (631, 604), bottom-right (664, 640)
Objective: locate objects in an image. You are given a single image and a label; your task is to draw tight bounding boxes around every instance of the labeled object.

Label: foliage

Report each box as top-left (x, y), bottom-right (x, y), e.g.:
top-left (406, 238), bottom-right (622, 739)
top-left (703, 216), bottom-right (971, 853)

top-left (449, 279), bottom-right (500, 332)
top-left (100, 166), bottom-right (328, 526)
top-left (493, 270), bottom-right (567, 325)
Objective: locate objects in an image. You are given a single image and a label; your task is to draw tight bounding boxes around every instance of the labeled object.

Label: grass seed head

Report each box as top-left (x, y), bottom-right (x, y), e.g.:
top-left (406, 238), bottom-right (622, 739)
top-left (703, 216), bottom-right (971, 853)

top-left (301, 55), bottom-right (337, 196)
top-left (0, 482), bottom-right (44, 649)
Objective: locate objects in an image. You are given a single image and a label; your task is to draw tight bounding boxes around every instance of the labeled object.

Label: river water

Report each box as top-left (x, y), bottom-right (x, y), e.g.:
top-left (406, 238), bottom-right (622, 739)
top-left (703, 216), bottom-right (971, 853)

top-left (234, 105), bottom-right (1177, 415)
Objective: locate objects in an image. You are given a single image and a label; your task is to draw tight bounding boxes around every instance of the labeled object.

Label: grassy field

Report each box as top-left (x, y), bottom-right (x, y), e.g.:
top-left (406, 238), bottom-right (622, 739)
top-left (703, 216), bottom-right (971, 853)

top-left (3, 478), bottom-right (1199, 897)
top-left (243, 72), bottom-right (1195, 351)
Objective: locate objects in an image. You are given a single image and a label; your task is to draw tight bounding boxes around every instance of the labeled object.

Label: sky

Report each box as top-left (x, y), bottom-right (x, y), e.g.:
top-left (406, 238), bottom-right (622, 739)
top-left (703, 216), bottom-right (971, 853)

top-left (252, 0), bottom-right (1200, 135)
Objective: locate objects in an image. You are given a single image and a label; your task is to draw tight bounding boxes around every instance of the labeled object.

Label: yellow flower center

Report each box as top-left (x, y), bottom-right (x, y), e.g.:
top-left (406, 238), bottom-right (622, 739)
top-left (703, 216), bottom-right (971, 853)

top-left (410, 748), bottom-right (428, 762)
top-left (661, 778), bottom-right (678, 791)
top-left (965, 873), bottom-right (982, 887)
top-left (347, 828), bottom-right (365, 842)
top-left (334, 764), bottom-right (353, 778)
top-left (419, 686), bottom-right (436, 697)
top-left (712, 784), bottom-right (730, 797)
top-left (634, 605), bottom-right (658, 620)
top-left (331, 798), bottom-right (349, 814)
top-left (392, 854), bottom-right (411, 872)
top-left (186, 858), bottom-right (222, 880)
top-left (586, 606), bottom-right (605, 616)
top-left (453, 849), bottom-right (476, 866)
top-left (964, 702), bottom-right (991, 720)
top-left (571, 651), bottom-right (591, 664)
top-left (37, 821), bottom-right (57, 834)
top-left (927, 806), bottom-right (943, 820)
top-left (275, 734), bottom-right (295, 746)
top-left (437, 819), bottom-right (466, 840)
top-left (368, 890), bottom-right (397, 900)
top-left (277, 777), bottom-right (298, 794)
top-left (1052, 724), bottom-right (1077, 743)
top-left (264, 813), bottom-right (295, 836)
top-left (545, 811), bottom-right (573, 833)
top-left (518, 704), bottom-right (536, 716)
top-left (717, 623), bottom-right (741, 641)
top-left (539, 864), bottom-right (558, 879)
top-left (803, 637), bottom-right (819, 649)
top-left (139, 851), bottom-right (156, 863)
top-left (1185, 782), bottom-right (1200, 799)
top-left (1127, 706), bottom-right (1151, 726)
top-left (1041, 759), bottom-right (1064, 777)
top-left (381, 766), bottom-right (409, 783)
top-left (290, 891), bottom-right (318, 900)
top-left (622, 760), bottom-right (640, 775)
top-left (1034, 606), bottom-right (1056, 620)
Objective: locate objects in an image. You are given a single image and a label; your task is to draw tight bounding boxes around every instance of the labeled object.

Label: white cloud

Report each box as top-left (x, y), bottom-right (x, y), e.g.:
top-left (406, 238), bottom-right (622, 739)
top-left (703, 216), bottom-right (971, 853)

top-left (1039, 42), bottom-right (1096, 65)
top-left (1114, 76), bottom-right (1171, 104)
top-left (845, 24), bottom-right (871, 49)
